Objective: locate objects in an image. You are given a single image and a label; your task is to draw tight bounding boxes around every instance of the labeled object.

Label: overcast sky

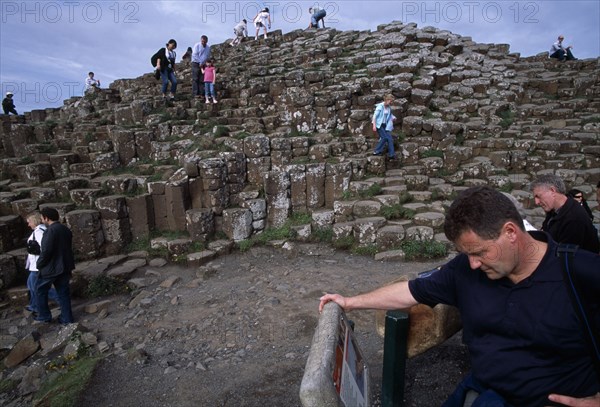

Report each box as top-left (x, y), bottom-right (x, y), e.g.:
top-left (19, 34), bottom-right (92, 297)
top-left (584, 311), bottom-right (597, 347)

top-left (1, 1), bottom-right (598, 113)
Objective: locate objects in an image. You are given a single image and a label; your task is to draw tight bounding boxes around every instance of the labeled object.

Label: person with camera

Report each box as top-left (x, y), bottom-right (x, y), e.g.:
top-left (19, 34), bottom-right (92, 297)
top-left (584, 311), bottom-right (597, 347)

top-left (25, 212), bottom-right (58, 315)
top-left (34, 207), bottom-right (75, 325)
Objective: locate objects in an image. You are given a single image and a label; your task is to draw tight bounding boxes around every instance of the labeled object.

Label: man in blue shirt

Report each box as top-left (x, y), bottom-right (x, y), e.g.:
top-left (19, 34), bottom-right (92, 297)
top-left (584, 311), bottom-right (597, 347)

top-left (191, 35), bottom-right (211, 98)
top-left (320, 186), bottom-right (600, 407)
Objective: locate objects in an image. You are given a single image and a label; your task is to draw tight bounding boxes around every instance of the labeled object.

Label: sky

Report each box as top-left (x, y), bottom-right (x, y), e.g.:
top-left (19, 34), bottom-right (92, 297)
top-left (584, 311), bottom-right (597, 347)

top-left (1, 0), bottom-right (599, 113)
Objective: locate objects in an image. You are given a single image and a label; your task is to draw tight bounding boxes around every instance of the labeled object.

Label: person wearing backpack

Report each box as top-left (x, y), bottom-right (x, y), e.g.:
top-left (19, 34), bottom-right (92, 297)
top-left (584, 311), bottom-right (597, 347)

top-left (25, 212), bottom-right (58, 315)
top-left (152, 39), bottom-right (178, 104)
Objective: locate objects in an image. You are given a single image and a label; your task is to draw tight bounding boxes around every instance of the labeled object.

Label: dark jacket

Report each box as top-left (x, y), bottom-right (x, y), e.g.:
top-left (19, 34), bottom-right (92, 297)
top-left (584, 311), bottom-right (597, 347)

top-left (36, 221), bottom-right (75, 278)
top-left (2, 97), bottom-right (17, 114)
top-left (542, 197), bottom-right (600, 253)
top-left (155, 47), bottom-right (176, 72)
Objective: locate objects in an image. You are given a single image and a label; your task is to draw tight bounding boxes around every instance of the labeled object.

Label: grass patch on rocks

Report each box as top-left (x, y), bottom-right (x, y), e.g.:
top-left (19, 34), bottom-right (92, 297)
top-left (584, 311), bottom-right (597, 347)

top-left (85, 275), bottom-right (129, 298)
top-left (33, 356), bottom-right (101, 407)
top-left (400, 240), bottom-right (448, 261)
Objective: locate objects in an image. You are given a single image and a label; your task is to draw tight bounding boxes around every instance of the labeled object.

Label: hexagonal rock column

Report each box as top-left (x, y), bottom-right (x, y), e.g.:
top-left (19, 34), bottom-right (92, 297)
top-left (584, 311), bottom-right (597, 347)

top-left (222, 208), bottom-right (253, 242)
top-left (66, 210), bottom-right (105, 260)
top-left (186, 209), bottom-right (215, 242)
top-left (95, 195), bottom-right (131, 255)
top-left (264, 171), bottom-right (291, 228)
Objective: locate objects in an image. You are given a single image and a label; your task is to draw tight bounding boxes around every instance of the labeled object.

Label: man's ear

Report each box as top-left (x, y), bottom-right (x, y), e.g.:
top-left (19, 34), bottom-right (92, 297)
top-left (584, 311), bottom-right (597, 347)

top-left (503, 222), bottom-right (519, 242)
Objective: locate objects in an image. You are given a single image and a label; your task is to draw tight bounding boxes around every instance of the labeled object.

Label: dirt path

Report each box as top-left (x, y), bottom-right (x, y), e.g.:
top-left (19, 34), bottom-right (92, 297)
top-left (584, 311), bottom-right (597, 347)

top-left (16, 244), bottom-right (470, 406)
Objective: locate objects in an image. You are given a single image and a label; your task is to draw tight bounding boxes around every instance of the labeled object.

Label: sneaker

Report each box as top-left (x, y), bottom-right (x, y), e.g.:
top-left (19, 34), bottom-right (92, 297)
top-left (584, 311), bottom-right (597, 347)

top-left (205, 99), bottom-right (210, 104)
top-left (213, 98), bottom-right (218, 104)
top-left (373, 152), bottom-right (382, 156)
top-left (389, 155), bottom-right (397, 160)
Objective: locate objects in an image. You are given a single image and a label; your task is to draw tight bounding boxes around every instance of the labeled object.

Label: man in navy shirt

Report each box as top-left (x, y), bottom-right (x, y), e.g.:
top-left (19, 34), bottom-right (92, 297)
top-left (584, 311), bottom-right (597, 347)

top-left (320, 186), bottom-right (600, 407)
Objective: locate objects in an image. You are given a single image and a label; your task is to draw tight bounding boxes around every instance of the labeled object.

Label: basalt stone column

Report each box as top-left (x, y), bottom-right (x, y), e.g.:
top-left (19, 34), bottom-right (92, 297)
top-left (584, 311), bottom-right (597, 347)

top-left (9, 125), bottom-right (36, 159)
top-left (48, 153), bottom-right (78, 178)
top-left (66, 209), bottom-right (104, 259)
top-left (10, 199), bottom-right (39, 219)
top-left (0, 215), bottom-right (26, 252)
top-left (325, 162), bottom-right (352, 207)
top-left (244, 135), bottom-right (271, 185)
top-left (222, 208), bottom-right (253, 242)
top-left (0, 254), bottom-right (18, 290)
top-left (241, 198), bottom-right (267, 232)
top-left (306, 163), bottom-right (326, 209)
top-left (165, 181), bottom-right (190, 232)
top-left (16, 163), bottom-right (54, 186)
top-left (270, 138), bottom-right (293, 171)
top-left (0, 116), bottom-right (15, 156)
top-left (198, 158), bottom-right (229, 215)
top-left (220, 152), bottom-right (247, 204)
top-left (264, 171), bottom-right (291, 228)
top-left (126, 194), bottom-right (155, 240)
top-left (185, 209), bottom-right (214, 242)
top-left (134, 130), bottom-right (154, 160)
top-left (109, 128), bottom-right (136, 165)
top-left (149, 181), bottom-right (169, 231)
top-left (287, 164), bottom-right (307, 213)
top-left (95, 195), bottom-right (131, 255)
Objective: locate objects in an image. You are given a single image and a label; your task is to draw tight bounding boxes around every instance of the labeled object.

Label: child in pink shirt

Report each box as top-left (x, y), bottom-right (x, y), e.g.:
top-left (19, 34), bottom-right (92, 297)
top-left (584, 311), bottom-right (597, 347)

top-left (202, 59), bottom-right (217, 104)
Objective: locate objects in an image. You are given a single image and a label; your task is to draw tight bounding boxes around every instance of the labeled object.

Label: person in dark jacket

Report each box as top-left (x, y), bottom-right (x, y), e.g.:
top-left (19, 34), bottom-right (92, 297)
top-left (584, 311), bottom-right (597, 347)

top-left (567, 188), bottom-right (594, 221)
top-left (2, 92), bottom-right (18, 115)
top-left (35, 207), bottom-right (75, 324)
top-left (531, 174), bottom-right (600, 253)
top-left (154, 39), bottom-right (178, 103)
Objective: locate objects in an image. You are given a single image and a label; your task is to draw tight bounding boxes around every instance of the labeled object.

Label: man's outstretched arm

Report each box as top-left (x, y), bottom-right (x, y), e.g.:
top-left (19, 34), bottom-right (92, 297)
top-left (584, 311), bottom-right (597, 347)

top-left (547, 392), bottom-right (600, 407)
top-left (319, 280), bottom-right (419, 312)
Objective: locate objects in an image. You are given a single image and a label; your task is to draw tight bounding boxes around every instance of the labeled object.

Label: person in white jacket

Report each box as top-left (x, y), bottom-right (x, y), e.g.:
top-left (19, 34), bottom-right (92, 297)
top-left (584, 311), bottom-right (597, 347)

top-left (25, 212), bottom-right (57, 314)
top-left (231, 19), bottom-right (248, 46)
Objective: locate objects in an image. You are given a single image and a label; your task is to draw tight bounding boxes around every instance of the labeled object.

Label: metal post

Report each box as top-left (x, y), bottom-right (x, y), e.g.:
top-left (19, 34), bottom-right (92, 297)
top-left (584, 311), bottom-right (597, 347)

top-left (381, 310), bottom-right (409, 407)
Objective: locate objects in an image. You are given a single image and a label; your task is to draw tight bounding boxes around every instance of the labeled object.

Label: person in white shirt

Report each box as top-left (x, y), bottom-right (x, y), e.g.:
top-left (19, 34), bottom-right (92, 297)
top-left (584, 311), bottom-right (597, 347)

top-left (85, 72), bottom-right (100, 91)
top-left (231, 19), bottom-right (248, 46)
top-left (549, 35), bottom-right (577, 61)
top-left (253, 8), bottom-right (271, 40)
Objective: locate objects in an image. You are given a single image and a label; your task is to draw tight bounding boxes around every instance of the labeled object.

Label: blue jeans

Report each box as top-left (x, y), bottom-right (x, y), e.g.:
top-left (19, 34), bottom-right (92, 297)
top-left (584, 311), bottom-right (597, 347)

top-left (204, 82), bottom-right (215, 98)
top-left (36, 272), bottom-right (74, 323)
top-left (27, 270), bottom-right (58, 312)
top-left (374, 126), bottom-right (395, 158)
top-left (160, 69), bottom-right (177, 94)
top-left (442, 373), bottom-right (512, 407)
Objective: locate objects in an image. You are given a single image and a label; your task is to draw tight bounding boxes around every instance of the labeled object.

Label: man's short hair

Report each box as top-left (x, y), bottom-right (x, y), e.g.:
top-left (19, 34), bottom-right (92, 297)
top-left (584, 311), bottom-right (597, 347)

top-left (201, 35), bottom-right (208, 41)
top-left (444, 186), bottom-right (525, 242)
top-left (530, 174), bottom-right (566, 195)
top-left (88, 71), bottom-right (94, 76)
top-left (40, 207), bottom-right (59, 222)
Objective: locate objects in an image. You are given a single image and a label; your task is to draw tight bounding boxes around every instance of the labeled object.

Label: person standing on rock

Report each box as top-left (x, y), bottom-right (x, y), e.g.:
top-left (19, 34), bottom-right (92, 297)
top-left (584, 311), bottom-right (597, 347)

top-left (192, 35), bottom-right (211, 98)
top-left (372, 94), bottom-right (397, 160)
top-left (202, 59), bottom-right (217, 104)
top-left (25, 212), bottom-right (58, 315)
top-left (231, 19), bottom-right (248, 46)
top-left (35, 207), bottom-right (75, 324)
top-left (531, 174), bottom-right (599, 253)
top-left (253, 7), bottom-right (271, 40)
top-left (154, 39), bottom-right (178, 104)
top-left (2, 92), bottom-right (18, 115)
top-left (320, 185), bottom-right (600, 407)
top-left (549, 35), bottom-right (577, 61)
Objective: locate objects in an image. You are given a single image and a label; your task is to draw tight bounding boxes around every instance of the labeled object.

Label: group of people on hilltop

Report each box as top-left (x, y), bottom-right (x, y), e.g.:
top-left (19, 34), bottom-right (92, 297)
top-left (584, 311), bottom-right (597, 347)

top-left (148, 7), bottom-right (328, 105)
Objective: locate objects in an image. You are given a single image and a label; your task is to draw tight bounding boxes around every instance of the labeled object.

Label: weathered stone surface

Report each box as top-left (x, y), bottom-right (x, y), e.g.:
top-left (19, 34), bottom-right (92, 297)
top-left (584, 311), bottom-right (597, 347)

top-left (4, 332), bottom-right (40, 368)
top-left (96, 195), bottom-right (128, 219)
top-left (127, 194), bottom-right (154, 240)
top-left (107, 258), bottom-right (147, 278)
top-left (222, 208), bottom-right (253, 242)
top-left (66, 210), bottom-right (104, 260)
top-left (186, 209), bottom-right (215, 242)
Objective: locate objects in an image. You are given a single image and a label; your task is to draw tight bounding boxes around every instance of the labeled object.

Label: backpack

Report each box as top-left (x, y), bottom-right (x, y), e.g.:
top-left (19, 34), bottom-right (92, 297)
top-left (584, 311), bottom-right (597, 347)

top-left (151, 50), bottom-right (161, 68)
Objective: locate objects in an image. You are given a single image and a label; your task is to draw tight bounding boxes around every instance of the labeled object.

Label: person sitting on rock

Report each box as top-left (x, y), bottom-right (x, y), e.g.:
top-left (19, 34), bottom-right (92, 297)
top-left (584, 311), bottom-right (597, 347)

top-left (85, 72), bottom-right (101, 92)
top-left (2, 92), bottom-right (18, 115)
top-left (308, 7), bottom-right (326, 29)
top-left (549, 35), bottom-right (577, 61)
